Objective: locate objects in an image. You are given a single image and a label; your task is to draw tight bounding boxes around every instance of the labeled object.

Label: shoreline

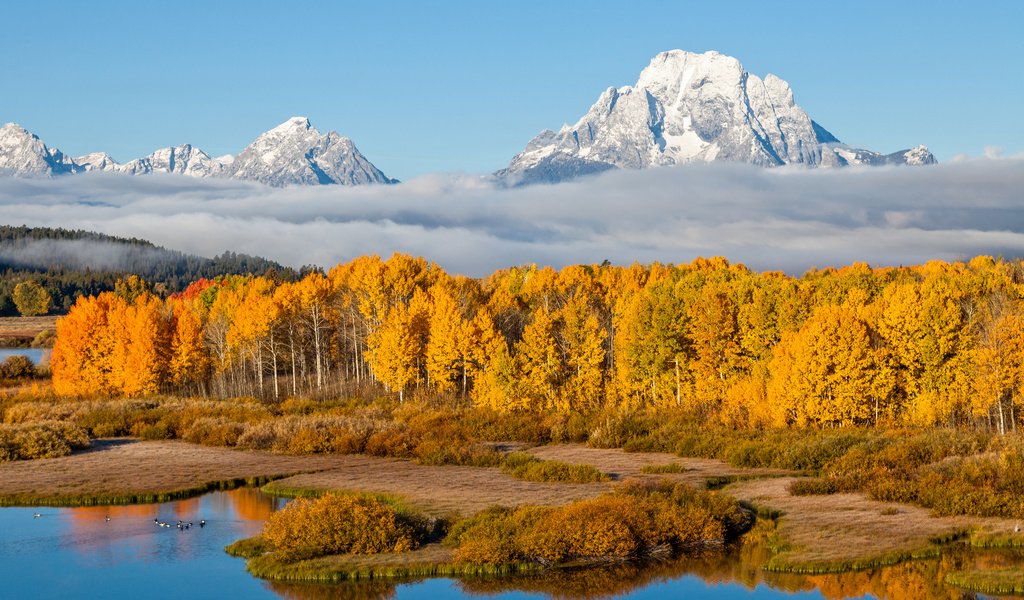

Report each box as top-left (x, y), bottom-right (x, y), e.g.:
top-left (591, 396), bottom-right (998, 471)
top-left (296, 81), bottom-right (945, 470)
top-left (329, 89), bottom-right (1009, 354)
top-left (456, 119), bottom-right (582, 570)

top-left (2, 439), bottom-right (1024, 587)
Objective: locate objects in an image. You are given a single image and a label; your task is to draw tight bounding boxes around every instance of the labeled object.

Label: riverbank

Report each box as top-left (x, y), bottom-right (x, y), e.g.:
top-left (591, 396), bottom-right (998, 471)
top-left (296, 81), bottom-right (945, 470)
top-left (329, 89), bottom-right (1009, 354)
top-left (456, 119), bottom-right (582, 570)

top-left (3, 439), bottom-right (1022, 573)
top-left (0, 316), bottom-right (57, 347)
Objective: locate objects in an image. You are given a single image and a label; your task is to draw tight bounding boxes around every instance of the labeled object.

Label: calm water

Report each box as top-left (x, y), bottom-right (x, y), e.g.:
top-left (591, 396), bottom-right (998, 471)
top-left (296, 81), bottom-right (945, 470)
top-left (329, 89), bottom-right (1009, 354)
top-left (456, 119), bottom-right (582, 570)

top-left (0, 487), bottom-right (1017, 599)
top-left (0, 347), bottom-right (46, 364)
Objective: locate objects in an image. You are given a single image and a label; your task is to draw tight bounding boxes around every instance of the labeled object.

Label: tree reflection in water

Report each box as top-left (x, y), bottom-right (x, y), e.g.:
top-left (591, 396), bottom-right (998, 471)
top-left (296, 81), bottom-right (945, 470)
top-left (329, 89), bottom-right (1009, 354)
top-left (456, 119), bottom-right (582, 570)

top-left (267, 534), bottom-right (1024, 600)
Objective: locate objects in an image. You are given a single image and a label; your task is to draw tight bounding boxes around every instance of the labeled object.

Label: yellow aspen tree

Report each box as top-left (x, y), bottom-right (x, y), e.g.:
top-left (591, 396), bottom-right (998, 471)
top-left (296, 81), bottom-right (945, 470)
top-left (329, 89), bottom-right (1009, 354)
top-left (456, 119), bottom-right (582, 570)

top-left (229, 278), bottom-right (278, 397)
top-left (51, 293), bottom-right (117, 396)
top-left (407, 288), bottom-right (431, 389)
top-left (768, 305), bottom-right (876, 426)
top-left (297, 272), bottom-right (334, 391)
top-left (687, 284), bottom-right (743, 415)
top-left (465, 309), bottom-right (514, 410)
top-left (168, 298), bottom-right (210, 393)
top-left (515, 307), bottom-right (561, 411)
top-left (559, 294), bottom-right (605, 412)
top-left (972, 307), bottom-right (1024, 434)
top-left (425, 284), bottom-right (465, 393)
top-left (117, 294), bottom-right (170, 397)
top-left (367, 302), bottom-right (418, 401)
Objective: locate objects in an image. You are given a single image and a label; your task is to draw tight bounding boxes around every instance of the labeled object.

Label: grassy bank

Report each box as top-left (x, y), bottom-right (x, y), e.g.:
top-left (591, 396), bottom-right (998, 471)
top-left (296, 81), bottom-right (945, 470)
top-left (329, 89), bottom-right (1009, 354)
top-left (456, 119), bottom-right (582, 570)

top-left (0, 475), bottom-right (281, 507)
top-left (227, 481), bottom-right (751, 583)
top-left (945, 569), bottom-right (1024, 594)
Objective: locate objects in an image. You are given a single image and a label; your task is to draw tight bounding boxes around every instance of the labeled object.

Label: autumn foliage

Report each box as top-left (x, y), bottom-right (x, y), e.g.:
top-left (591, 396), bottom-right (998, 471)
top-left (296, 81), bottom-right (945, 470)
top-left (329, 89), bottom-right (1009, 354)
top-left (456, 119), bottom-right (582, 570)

top-left (447, 480), bottom-right (750, 565)
top-left (261, 493), bottom-right (422, 561)
top-left (47, 254), bottom-right (1024, 433)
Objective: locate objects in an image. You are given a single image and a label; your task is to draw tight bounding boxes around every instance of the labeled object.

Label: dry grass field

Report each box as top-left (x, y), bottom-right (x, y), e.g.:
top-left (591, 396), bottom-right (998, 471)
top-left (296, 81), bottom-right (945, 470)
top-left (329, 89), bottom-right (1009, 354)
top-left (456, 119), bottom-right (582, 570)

top-left (0, 316), bottom-right (57, 343)
top-left (4, 438), bottom-right (1022, 569)
top-left (727, 476), bottom-right (1023, 568)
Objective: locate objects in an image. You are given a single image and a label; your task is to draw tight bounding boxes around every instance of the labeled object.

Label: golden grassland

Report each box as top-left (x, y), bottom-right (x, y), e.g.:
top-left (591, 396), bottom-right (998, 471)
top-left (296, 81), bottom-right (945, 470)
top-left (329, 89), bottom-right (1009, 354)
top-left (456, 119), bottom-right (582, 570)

top-left (0, 316), bottom-right (57, 344)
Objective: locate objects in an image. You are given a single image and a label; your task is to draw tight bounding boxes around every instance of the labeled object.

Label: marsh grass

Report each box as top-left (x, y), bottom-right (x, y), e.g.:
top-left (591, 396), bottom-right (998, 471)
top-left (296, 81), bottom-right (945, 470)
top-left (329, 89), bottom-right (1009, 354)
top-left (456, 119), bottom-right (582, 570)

top-left (238, 543), bottom-right (540, 582)
top-left (0, 475), bottom-right (281, 507)
top-left (499, 452), bottom-right (609, 484)
top-left (945, 569), bottom-right (1024, 594)
top-left (640, 462), bottom-right (688, 474)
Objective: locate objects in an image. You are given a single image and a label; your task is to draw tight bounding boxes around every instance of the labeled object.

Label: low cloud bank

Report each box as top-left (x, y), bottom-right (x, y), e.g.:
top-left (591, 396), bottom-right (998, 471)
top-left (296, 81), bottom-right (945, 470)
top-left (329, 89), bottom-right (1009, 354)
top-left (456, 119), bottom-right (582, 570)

top-left (0, 159), bottom-right (1021, 276)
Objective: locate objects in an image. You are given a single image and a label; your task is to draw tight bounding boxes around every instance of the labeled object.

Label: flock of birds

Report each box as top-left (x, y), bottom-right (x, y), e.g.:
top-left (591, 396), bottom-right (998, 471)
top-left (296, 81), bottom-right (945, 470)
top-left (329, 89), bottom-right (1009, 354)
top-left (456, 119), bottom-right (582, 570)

top-left (32, 511), bottom-right (207, 530)
top-left (154, 518), bottom-right (206, 531)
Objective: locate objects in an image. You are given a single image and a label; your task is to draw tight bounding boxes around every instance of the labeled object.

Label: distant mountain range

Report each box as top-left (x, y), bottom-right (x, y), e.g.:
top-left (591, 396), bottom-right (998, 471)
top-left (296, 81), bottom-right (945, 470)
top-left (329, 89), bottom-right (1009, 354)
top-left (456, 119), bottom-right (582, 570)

top-left (0, 50), bottom-right (936, 187)
top-left (0, 117), bottom-right (397, 187)
top-left (497, 50), bottom-right (935, 184)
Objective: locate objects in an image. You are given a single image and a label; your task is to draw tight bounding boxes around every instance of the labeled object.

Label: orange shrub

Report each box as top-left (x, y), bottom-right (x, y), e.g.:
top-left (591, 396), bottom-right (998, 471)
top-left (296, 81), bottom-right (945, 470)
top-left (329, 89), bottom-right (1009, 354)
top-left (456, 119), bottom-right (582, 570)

top-left (448, 481), bottom-right (744, 565)
top-left (262, 493), bottom-right (420, 561)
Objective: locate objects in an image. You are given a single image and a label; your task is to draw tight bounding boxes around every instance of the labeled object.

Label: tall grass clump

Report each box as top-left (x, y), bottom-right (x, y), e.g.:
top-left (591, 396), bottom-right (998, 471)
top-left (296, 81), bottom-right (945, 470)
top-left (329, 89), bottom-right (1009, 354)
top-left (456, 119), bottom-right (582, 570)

top-left (499, 452), bottom-right (609, 483)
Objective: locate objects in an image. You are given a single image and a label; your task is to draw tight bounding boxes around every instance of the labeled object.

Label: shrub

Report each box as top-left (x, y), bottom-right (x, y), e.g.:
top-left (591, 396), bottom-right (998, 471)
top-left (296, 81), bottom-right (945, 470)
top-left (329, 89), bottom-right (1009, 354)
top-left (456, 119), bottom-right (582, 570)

top-left (262, 493), bottom-right (422, 561)
top-left (640, 463), bottom-right (688, 474)
top-left (448, 481), bottom-right (748, 566)
top-left (0, 420), bottom-right (90, 461)
top-left (0, 355), bottom-right (35, 380)
top-left (500, 452), bottom-right (609, 483)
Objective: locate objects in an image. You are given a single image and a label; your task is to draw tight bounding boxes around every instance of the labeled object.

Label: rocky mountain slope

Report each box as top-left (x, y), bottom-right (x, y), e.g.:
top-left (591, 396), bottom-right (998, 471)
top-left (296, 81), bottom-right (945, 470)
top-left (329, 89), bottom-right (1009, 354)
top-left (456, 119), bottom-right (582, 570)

top-left (0, 118), bottom-right (395, 186)
top-left (498, 50), bottom-right (935, 184)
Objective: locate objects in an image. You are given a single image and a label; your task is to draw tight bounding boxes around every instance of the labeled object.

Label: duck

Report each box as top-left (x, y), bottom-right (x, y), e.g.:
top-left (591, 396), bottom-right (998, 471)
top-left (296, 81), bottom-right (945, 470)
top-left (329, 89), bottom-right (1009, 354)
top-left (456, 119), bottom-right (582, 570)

top-left (33, 513), bottom-right (41, 518)
top-left (199, 519), bottom-right (206, 528)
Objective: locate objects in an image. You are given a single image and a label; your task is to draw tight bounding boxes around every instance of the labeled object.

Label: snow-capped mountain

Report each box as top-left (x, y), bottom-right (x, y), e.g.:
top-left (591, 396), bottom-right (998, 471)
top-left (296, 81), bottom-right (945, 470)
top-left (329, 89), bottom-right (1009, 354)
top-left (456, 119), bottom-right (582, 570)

top-left (230, 117), bottom-right (396, 186)
top-left (498, 50), bottom-right (936, 184)
top-left (0, 117), bottom-right (396, 186)
top-left (74, 152), bottom-right (120, 172)
top-left (116, 144), bottom-right (228, 177)
top-left (0, 123), bottom-right (80, 176)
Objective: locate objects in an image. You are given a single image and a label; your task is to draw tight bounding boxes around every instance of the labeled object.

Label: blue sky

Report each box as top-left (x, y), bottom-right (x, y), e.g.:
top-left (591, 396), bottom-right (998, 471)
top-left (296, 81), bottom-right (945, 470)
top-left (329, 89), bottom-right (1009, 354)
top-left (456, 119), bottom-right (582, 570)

top-left (2, 0), bottom-right (1021, 180)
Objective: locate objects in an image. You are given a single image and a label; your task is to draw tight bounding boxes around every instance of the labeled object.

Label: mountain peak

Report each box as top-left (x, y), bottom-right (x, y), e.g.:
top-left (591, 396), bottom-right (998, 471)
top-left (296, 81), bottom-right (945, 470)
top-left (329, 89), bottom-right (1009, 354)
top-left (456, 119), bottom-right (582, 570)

top-left (0, 122), bottom-right (79, 176)
top-left (271, 116), bottom-right (314, 134)
top-left (230, 118), bottom-right (395, 186)
top-left (0, 119), bottom-right (394, 187)
top-left (499, 49), bottom-right (934, 184)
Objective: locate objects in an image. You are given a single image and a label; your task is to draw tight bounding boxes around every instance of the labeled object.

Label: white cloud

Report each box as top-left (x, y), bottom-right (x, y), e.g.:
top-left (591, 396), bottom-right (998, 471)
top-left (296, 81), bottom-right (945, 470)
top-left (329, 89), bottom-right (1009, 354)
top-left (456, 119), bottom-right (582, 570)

top-left (1, 158), bottom-right (1023, 277)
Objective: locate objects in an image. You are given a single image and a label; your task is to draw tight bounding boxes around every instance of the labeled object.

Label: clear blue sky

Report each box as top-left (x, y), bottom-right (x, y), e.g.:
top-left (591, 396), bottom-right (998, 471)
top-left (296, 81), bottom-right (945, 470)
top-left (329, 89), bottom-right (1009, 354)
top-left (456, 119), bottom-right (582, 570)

top-left (2, 0), bottom-right (1021, 180)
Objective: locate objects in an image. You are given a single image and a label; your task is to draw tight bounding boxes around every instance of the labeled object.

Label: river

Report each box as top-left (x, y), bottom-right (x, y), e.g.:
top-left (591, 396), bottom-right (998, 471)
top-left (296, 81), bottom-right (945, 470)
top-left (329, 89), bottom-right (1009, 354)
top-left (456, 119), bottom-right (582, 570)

top-left (0, 347), bottom-right (47, 364)
top-left (0, 487), bottom-right (1018, 599)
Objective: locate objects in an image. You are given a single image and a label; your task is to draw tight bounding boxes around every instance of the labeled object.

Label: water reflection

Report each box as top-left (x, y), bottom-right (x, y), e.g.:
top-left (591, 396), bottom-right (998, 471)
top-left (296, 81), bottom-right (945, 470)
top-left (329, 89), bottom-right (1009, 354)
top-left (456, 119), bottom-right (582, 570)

top-left (2, 489), bottom-right (1021, 599)
top-left (271, 538), bottom-right (1024, 600)
top-left (0, 347), bottom-right (47, 364)
top-left (0, 487), bottom-right (287, 599)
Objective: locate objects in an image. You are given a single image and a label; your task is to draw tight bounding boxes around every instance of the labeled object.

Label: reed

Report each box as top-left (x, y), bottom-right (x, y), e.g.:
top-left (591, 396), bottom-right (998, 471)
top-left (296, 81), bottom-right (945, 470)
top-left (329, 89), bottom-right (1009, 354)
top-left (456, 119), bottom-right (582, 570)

top-left (0, 475), bottom-right (281, 507)
top-left (499, 452), bottom-right (609, 484)
top-left (639, 462), bottom-right (688, 474)
top-left (944, 569), bottom-right (1024, 594)
top-left (239, 544), bottom-right (541, 582)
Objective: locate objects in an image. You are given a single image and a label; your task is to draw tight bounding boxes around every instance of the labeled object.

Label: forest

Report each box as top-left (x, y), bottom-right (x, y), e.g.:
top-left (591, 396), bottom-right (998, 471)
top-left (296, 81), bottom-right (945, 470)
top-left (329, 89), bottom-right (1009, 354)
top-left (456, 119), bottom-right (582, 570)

top-left (0, 225), bottom-right (297, 314)
top-left (48, 252), bottom-right (1024, 434)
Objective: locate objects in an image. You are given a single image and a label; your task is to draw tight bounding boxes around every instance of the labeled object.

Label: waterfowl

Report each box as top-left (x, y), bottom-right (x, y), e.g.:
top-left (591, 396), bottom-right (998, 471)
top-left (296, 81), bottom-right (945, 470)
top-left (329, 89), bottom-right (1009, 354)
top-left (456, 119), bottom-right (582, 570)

top-left (33, 513), bottom-right (41, 518)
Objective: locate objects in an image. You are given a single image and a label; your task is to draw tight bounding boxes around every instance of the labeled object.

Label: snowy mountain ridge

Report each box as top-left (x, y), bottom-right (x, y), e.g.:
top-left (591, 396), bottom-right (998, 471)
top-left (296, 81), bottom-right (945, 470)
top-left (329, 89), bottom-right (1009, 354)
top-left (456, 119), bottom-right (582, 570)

top-left (498, 50), bottom-right (936, 184)
top-left (0, 118), bottom-right (396, 187)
